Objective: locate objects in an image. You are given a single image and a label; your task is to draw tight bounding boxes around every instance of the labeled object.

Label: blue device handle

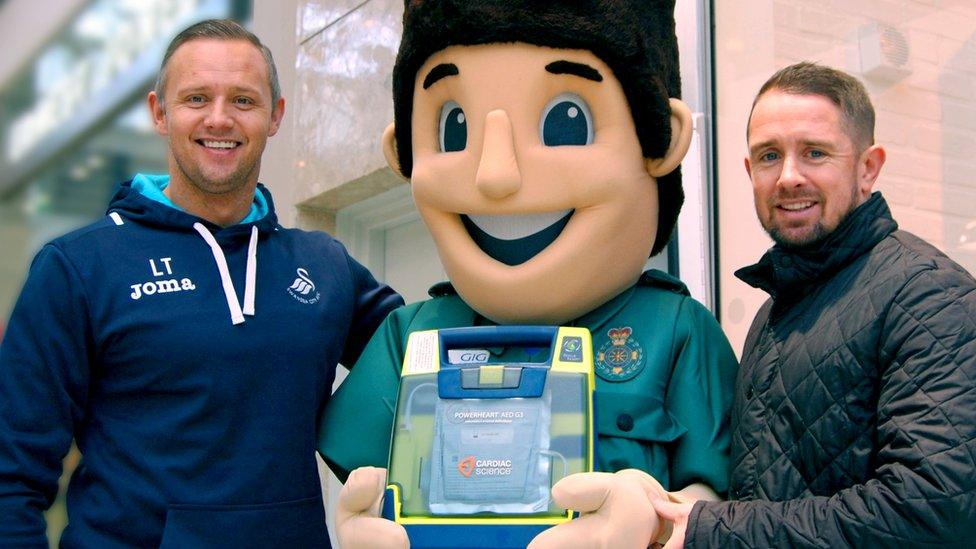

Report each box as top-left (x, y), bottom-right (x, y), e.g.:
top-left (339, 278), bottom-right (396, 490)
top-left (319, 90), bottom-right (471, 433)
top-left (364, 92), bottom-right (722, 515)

top-left (438, 326), bottom-right (556, 356)
top-left (437, 326), bottom-right (557, 399)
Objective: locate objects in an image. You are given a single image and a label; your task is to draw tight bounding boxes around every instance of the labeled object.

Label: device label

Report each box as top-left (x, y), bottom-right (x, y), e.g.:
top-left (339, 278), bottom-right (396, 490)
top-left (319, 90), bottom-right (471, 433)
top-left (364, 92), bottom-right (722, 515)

top-left (447, 349), bottom-right (491, 364)
top-left (403, 331), bottom-right (439, 374)
top-left (559, 336), bottom-right (584, 362)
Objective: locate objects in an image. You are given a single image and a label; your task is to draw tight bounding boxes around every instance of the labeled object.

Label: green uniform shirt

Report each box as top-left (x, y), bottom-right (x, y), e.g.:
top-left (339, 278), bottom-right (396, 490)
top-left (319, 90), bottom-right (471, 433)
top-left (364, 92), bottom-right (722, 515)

top-left (318, 270), bottom-right (737, 493)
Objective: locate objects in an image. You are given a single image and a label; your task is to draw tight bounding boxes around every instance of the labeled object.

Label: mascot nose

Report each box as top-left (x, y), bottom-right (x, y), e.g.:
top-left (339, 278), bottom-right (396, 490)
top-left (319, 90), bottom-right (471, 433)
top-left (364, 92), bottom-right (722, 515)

top-left (475, 110), bottom-right (522, 199)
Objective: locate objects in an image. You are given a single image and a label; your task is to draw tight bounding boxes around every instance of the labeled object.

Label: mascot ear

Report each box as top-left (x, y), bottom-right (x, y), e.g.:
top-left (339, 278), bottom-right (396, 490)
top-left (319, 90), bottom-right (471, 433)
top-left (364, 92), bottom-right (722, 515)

top-left (382, 123), bottom-right (407, 180)
top-left (644, 98), bottom-right (693, 178)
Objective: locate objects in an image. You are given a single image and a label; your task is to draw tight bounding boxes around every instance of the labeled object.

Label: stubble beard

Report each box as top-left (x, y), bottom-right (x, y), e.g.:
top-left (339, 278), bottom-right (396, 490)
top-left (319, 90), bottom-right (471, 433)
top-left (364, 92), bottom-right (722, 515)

top-left (763, 179), bottom-right (861, 251)
top-left (766, 220), bottom-right (829, 250)
top-left (173, 151), bottom-right (260, 197)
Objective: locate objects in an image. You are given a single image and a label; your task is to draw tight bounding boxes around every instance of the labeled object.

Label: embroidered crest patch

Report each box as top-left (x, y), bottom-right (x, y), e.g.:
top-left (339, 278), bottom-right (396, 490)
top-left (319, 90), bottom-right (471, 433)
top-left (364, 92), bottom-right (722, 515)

top-left (287, 267), bottom-right (321, 305)
top-left (595, 327), bottom-right (645, 381)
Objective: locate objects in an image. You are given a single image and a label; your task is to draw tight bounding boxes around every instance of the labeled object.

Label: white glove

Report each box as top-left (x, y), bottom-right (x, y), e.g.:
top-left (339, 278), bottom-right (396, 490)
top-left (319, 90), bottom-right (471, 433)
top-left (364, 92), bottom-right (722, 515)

top-left (528, 469), bottom-right (667, 549)
top-left (335, 466), bottom-right (409, 549)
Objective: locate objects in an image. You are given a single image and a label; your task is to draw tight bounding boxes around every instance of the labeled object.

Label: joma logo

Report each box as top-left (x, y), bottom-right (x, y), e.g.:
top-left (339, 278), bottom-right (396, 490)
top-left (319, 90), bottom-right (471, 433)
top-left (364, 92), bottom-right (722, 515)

top-left (129, 257), bottom-right (196, 300)
top-left (130, 278), bottom-right (196, 300)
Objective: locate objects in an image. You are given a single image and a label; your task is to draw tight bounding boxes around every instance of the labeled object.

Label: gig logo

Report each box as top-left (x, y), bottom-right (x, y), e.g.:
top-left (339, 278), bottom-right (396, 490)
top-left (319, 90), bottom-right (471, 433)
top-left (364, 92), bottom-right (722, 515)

top-left (447, 349), bottom-right (490, 364)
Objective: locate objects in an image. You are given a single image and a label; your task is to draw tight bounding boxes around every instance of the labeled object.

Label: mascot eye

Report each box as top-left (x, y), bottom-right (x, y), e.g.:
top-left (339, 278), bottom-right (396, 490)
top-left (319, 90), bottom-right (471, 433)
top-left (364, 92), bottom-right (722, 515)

top-left (439, 101), bottom-right (467, 152)
top-left (540, 93), bottom-right (594, 146)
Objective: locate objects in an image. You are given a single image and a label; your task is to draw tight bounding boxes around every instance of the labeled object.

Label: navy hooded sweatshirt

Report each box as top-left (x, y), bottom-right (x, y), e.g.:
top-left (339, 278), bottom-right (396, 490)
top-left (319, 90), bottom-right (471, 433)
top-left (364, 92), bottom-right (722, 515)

top-left (0, 177), bottom-right (403, 547)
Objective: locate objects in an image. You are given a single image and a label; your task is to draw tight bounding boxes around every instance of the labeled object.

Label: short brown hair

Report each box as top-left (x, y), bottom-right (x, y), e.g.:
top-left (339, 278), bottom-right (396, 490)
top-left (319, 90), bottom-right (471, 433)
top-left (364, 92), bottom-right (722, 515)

top-left (154, 19), bottom-right (280, 107)
top-left (749, 61), bottom-right (875, 151)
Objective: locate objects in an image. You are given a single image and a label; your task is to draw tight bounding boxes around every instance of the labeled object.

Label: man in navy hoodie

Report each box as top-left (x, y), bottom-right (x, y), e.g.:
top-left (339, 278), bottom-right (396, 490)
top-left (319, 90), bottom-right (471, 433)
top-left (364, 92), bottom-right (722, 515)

top-left (0, 19), bottom-right (402, 547)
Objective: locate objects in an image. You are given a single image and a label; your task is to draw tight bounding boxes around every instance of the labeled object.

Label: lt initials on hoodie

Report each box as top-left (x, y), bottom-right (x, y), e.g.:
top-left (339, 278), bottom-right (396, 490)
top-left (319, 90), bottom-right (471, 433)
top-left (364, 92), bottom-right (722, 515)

top-left (130, 257), bottom-right (196, 300)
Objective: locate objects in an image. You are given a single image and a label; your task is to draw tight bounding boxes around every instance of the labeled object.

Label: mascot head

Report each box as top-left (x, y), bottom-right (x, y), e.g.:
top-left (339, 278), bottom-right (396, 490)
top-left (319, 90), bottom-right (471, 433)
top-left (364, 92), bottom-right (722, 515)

top-left (382, 0), bottom-right (692, 324)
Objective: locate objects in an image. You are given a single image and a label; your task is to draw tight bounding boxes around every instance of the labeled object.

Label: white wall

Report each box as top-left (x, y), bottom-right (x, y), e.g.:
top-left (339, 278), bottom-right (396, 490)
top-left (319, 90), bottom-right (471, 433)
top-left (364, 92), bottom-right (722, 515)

top-left (251, 0), bottom-right (300, 227)
top-left (715, 0), bottom-right (976, 355)
top-left (254, 0), bottom-right (406, 233)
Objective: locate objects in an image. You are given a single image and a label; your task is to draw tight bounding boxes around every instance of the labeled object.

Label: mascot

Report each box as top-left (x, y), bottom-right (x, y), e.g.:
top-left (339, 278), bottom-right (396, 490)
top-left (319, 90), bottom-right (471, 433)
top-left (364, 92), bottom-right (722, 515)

top-left (318, 1), bottom-right (737, 546)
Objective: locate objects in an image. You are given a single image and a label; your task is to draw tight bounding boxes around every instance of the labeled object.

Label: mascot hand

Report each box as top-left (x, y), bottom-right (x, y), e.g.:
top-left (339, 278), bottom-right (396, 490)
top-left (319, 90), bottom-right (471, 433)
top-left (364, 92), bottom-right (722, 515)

top-left (336, 466), bottom-right (409, 549)
top-left (527, 469), bottom-right (667, 549)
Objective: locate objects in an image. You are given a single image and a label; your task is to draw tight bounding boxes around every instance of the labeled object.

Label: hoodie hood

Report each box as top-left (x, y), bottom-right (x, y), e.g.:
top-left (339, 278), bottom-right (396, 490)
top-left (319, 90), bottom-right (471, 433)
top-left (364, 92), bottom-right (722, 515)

top-left (107, 175), bottom-right (278, 235)
top-left (106, 176), bottom-right (280, 325)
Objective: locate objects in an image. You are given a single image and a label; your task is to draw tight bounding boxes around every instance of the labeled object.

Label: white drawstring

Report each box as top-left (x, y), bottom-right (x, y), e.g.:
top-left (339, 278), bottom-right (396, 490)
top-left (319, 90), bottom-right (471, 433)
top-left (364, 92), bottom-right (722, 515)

top-left (244, 225), bottom-right (257, 316)
top-left (193, 223), bottom-right (258, 325)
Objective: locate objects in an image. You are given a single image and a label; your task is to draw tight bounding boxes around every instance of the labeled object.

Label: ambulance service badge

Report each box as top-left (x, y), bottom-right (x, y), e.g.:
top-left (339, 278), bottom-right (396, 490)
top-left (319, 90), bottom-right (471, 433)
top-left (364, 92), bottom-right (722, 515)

top-left (595, 326), bottom-right (645, 381)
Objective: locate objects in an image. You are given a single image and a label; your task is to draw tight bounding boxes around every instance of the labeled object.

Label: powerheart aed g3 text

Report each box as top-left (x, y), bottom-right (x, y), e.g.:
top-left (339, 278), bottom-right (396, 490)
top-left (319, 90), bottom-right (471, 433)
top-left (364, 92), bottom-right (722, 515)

top-left (381, 326), bottom-right (595, 549)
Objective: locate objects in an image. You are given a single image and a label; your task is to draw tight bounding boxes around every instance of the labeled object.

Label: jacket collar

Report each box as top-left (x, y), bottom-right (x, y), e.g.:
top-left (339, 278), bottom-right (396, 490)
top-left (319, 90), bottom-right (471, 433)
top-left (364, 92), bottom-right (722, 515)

top-left (735, 192), bottom-right (898, 300)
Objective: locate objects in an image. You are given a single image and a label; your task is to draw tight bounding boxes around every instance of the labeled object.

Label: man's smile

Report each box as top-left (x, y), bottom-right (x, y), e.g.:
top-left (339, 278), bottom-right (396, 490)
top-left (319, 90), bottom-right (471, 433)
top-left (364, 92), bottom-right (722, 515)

top-left (197, 139), bottom-right (242, 150)
top-left (779, 201), bottom-right (815, 211)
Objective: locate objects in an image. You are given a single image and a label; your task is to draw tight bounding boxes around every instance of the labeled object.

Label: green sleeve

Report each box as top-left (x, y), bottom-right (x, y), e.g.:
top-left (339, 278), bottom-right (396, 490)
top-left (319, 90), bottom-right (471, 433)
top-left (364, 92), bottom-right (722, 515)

top-left (317, 304), bottom-right (418, 482)
top-left (665, 297), bottom-right (738, 495)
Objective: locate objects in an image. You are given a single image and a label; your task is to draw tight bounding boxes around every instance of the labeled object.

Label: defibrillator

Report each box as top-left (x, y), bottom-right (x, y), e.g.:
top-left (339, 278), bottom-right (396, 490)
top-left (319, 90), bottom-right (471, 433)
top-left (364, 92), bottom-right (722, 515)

top-left (381, 326), bottom-right (595, 549)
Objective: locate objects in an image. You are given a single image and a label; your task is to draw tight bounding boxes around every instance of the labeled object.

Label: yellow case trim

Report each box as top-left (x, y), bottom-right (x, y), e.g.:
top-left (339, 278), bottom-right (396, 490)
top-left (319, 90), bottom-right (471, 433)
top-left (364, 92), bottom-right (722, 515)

top-left (391, 326), bottom-right (597, 523)
top-left (388, 484), bottom-right (573, 525)
top-left (550, 327), bottom-right (596, 474)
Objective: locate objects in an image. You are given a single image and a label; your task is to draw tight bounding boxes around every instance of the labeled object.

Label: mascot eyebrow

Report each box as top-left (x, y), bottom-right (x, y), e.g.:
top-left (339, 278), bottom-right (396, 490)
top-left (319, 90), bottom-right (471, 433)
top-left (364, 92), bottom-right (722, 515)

top-left (422, 59), bottom-right (604, 92)
top-left (545, 60), bottom-right (603, 82)
top-left (423, 63), bottom-right (460, 89)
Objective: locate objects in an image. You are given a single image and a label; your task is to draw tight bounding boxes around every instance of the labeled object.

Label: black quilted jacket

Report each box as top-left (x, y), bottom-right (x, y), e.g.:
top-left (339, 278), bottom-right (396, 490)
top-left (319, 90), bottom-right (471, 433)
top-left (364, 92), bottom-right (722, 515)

top-left (687, 193), bottom-right (976, 548)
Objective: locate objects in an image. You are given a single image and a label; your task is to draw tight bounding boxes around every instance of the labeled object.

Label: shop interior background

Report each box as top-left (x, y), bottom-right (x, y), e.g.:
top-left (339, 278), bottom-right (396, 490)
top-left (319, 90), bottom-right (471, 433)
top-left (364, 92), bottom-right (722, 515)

top-left (1, 0), bottom-right (974, 546)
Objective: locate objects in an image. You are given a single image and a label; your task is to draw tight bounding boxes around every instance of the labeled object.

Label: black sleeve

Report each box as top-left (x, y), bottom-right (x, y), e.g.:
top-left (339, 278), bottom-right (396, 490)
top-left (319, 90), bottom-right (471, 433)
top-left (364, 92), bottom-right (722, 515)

top-left (687, 267), bottom-right (976, 548)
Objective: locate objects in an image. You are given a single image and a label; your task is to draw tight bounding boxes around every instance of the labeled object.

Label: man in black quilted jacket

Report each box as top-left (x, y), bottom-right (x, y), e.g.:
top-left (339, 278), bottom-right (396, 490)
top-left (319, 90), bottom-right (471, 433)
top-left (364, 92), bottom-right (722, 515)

top-left (654, 62), bottom-right (976, 548)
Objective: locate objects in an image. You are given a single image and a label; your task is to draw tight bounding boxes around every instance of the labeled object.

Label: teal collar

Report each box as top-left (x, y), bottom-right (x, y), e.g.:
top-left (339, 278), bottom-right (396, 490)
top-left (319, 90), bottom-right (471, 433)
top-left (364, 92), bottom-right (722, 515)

top-left (131, 173), bottom-right (268, 224)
